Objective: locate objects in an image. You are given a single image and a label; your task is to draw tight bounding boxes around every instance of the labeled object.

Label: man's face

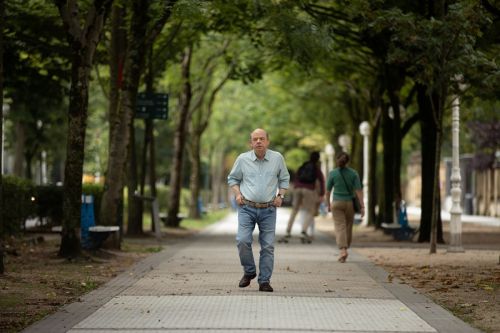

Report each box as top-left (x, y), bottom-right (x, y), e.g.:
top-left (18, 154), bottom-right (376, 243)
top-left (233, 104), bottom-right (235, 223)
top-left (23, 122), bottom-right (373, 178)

top-left (250, 130), bottom-right (269, 155)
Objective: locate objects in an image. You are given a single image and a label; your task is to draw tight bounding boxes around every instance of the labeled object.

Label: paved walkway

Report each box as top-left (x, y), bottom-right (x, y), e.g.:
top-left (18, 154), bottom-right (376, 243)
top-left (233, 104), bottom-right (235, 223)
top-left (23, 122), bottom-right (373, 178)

top-left (24, 209), bottom-right (481, 333)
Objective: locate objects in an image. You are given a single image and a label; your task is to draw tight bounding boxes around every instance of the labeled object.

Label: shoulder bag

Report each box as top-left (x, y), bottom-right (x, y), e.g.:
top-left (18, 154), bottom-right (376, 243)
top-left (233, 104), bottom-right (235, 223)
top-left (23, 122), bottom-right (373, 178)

top-left (339, 168), bottom-right (361, 213)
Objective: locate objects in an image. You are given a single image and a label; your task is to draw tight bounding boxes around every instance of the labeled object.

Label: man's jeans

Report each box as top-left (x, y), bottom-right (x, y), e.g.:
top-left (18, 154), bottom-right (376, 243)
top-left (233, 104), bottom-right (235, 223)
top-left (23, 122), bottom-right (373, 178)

top-left (236, 204), bottom-right (277, 284)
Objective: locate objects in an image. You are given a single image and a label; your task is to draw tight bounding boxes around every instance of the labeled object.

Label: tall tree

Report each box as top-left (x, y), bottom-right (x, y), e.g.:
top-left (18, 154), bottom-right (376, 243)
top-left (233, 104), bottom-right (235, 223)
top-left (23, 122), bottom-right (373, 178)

top-left (100, 0), bottom-right (177, 234)
top-left (187, 38), bottom-right (233, 218)
top-left (165, 45), bottom-right (192, 227)
top-left (55, 0), bottom-right (113, 257)
top-left (0, 0), bottom-right (5, 274)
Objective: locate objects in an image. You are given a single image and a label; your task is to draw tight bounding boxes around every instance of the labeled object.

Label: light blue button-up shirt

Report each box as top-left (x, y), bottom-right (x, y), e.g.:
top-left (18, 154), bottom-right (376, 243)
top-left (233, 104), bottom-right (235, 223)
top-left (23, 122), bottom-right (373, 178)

top-left (227, 149), bottom-right (290, 203)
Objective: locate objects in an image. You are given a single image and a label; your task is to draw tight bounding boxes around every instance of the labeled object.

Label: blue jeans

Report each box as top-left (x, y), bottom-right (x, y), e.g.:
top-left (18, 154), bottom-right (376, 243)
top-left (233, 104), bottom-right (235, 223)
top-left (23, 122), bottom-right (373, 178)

top-left (236, 204), bottom-right (277, 284)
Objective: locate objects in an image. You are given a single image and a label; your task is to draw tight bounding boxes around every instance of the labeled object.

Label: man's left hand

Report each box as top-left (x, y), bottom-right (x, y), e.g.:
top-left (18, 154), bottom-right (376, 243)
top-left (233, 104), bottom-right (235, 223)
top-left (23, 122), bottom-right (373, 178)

top-left (273, 196), bottom-right (283, 207)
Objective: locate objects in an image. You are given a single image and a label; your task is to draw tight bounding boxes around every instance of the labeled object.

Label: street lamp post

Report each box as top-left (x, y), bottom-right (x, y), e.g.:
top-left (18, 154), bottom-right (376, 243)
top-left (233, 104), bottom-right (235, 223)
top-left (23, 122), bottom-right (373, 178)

top-left (448, 95), bottom-right (464, 252)
top-left (359, 121), bottom-right (370, 226)
top-left (338, 134), bottom-right (350, 153)
top-left (324, 143), bottom-right (334, 173)
top-left (324, 143), bottom-right (335, 206)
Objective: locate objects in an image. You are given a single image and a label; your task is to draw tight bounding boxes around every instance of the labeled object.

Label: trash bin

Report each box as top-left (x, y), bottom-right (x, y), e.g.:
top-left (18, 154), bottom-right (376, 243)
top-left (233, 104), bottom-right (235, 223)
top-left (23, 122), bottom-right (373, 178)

top-left (80, 194), bottom-right (95, 249)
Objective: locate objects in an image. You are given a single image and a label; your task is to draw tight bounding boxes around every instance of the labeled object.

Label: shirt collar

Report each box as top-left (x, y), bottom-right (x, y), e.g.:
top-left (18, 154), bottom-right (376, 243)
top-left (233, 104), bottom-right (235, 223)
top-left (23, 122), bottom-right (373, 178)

top-left (251, 150), bottom-right (269, 161)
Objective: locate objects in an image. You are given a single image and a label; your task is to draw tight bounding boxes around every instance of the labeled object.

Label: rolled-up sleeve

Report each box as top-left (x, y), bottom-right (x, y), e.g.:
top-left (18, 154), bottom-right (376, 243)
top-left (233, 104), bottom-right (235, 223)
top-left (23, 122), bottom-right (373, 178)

top-left (277, 155), bottom-right (290, 189)
top-left (227, 156), bottom-right (242, 187)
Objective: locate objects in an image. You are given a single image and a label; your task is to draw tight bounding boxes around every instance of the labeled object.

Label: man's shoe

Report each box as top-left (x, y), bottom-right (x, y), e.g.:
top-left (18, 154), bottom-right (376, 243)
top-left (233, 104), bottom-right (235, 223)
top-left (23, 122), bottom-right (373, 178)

top-left (259, 282), bottom-right (274, 292)
top-left (239, 273), bottom-right (257, 288)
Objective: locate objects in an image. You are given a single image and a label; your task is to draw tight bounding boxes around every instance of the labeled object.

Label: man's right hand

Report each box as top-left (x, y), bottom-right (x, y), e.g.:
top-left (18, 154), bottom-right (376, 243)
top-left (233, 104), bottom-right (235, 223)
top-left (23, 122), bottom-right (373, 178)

top-left (236, 193), bottom-right (244, 205)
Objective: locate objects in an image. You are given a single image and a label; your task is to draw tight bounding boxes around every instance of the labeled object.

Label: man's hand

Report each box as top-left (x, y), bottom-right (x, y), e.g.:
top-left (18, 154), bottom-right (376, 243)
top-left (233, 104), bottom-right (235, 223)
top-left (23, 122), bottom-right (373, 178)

top-left (235, 193), bottom-right (244, 205)
top-left (273, 196), bottom-right (283, 207)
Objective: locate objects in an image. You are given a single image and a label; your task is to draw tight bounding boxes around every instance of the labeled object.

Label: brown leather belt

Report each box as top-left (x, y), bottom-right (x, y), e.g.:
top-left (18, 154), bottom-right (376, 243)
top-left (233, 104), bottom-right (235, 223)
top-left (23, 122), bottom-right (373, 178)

top-left (242, 199), bottom-right (274, 208)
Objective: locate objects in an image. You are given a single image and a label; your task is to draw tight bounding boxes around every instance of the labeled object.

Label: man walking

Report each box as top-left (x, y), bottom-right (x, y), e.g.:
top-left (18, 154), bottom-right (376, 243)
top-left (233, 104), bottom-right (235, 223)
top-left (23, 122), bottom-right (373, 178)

top-left (227, 128), bottom-right (290, 292)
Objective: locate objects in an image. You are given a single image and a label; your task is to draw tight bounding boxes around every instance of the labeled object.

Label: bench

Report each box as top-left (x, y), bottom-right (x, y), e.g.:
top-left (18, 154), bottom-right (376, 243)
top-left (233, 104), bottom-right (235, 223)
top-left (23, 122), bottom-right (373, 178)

top-left (381, 201), bottom-right (417, 241)
top-left (87, 226), bottom-right (120, 250)
top-left (51, 225), bottom-right (120, 250)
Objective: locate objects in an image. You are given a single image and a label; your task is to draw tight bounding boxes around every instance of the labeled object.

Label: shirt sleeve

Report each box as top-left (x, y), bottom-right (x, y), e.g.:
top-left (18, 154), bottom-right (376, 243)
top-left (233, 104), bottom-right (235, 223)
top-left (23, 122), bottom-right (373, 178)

top-left (227, 156), bottom-right (243, 187)
top-left (277, 154), bottom-right (290, 189)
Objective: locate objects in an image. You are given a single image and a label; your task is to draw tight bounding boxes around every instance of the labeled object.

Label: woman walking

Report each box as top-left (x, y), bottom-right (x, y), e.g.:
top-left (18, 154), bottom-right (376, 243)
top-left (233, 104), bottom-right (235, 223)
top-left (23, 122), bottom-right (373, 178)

top-left (325, 152), bottom-right (365, 263)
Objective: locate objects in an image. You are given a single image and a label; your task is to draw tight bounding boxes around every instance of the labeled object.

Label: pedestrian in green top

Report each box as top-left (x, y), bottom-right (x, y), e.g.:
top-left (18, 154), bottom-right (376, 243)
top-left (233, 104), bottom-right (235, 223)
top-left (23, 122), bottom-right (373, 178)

top-left (325, 152), bottom-right (365, 263)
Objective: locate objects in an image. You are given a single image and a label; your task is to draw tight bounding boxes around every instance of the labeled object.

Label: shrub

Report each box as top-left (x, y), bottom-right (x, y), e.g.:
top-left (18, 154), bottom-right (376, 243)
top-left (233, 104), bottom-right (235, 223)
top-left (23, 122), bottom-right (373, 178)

top-left (1, 176), bottom-right (36, 236)
top-left (34, 185), bottom-right (64, 226)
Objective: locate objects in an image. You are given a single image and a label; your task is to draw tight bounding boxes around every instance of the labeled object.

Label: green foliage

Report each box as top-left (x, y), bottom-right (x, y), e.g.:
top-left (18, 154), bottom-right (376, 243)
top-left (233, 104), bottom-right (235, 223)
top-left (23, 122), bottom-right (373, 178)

top-left (1, 176), bottom-right (36, 236)
top-left (370, 2), bottom-right (499, 94)
top-left (284, 148), bottom-right (309, 173)
top-left (4, 0), bottom-right (69, 181)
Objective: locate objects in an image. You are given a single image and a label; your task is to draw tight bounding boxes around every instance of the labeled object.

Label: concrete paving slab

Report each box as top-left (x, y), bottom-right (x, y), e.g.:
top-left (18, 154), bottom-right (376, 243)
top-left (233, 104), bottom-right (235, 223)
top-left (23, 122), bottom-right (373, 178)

top-left (23, 208), bottom-right (482, 333)
top-left (71, 295), bottom-right (436, 332)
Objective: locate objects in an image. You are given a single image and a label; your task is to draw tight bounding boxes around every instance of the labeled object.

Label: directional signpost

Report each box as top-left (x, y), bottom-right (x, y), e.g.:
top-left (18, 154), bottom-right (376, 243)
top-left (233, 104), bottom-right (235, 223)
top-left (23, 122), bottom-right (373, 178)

top-left (135, 93), bottom-right (169, 120)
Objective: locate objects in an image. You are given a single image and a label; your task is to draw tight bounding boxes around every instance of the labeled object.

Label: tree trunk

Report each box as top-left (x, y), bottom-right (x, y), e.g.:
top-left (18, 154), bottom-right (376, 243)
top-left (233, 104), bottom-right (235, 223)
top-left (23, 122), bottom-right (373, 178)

top-left (57, 0), bottom-right (113, 258)
top-left (13, 120), bottom-right (25, 177)
top-left (369, 108), bottom-right (381, 227)
top-left (149, 119), bottom-right (157, 232)
top-left (101, 0), bottom-right (150, 229)
top-left (60, 53), bottom-right (90, 258)
top-left (1, 0), bottom-right (5, 274)
top-left (166, 46), bottom-right (192, 227)
top-left (417, 85), bottom-right (436, 242)
top-left (381, 104), bottom-right (395, 223)
top-left (107, 3), bottom-right (127, 238)
top-left (108, 4), bottom-right (126, 145)
top-left (211, 146), bottom-right (225, 209)
top-left (126, 120), bottom-right (141, 235)
top-left (188, 130), bottom-right (201, 219)
top-left (417, 84), bottom-right (445, 244)
top-left (140, 52), bottom-right (155, 233)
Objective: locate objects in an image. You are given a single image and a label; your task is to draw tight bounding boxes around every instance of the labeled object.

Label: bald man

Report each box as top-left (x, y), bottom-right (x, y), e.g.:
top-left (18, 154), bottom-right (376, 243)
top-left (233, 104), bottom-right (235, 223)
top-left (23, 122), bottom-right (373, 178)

top-left (227, 128), bottom-right (290, 292)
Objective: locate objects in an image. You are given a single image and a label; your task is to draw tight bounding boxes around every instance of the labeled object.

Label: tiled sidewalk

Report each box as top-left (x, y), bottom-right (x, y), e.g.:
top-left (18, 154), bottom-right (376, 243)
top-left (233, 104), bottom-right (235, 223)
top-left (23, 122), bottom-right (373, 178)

top-left (23, 209), bottom-right (481, 333)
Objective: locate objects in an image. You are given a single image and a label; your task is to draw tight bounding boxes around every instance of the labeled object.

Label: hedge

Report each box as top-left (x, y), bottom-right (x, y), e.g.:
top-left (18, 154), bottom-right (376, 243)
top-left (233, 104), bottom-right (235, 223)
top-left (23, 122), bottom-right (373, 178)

top-left (1, 176), bottom-right (36, 236)
top-left (1, 176), bottom-right (104, 236)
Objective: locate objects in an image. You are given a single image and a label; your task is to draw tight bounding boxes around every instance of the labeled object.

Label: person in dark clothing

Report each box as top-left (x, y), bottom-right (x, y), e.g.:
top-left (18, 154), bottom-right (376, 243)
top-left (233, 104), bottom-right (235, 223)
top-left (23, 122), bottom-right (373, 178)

top-left (283, 151), bottom-right (325, 243)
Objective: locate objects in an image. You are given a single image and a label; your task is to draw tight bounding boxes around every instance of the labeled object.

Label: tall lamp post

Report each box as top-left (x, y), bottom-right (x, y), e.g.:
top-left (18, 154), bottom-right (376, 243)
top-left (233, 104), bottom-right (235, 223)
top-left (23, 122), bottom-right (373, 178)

top-left (448, 94), bottom-right (464, 252)
top-left (338, 134), bottom-right (350, 153)
top-left (324, 143), bottom-right (334, 173)
top-left (359, 121), bottom-right (370, 226)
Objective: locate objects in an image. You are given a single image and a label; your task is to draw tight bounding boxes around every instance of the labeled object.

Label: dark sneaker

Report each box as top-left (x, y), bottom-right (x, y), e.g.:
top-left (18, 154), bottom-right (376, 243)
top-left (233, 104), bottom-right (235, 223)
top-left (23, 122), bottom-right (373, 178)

top-left (239, 273), bottom-right (257, 288)
top-left (300, 231), bottom-right (312, 244)
top-left (259, 282), bottom-right (274, 292)
top-left (278, 233), bottom-right (291, 243)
